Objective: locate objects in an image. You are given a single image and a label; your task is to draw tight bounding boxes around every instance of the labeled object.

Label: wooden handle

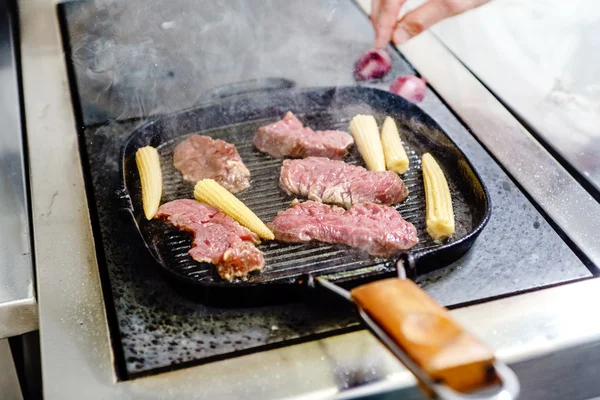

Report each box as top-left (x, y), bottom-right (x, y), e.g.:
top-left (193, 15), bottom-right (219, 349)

top-left (351, 278), bottom-right (497, 393)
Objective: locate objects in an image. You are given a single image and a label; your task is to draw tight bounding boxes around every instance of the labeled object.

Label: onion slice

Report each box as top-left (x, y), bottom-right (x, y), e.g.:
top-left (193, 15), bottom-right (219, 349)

top-left (390, 75), bottom-right (427, 103)
top-left (354, 49), bottom-right (392, 81)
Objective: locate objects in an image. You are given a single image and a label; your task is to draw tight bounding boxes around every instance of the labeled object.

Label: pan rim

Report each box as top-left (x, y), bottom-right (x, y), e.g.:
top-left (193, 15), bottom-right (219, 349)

top-left (118, 85), bottom-right (492, 288)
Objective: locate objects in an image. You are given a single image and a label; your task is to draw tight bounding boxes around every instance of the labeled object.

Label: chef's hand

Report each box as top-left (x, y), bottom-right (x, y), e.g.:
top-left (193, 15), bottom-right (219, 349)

top-left (371, 0), bottom-right (488, 49)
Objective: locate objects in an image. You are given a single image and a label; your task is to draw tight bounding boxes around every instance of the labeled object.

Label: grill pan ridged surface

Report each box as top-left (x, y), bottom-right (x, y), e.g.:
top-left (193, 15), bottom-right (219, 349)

top-left (143, 116), bottom-right (469, 284)
top-left (122, 87), bottom-right (489, 289)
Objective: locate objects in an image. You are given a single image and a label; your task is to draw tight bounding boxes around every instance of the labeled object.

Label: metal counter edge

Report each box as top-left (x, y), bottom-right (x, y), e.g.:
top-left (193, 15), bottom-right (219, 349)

top-left (0, 0), bottom-right (37, 339)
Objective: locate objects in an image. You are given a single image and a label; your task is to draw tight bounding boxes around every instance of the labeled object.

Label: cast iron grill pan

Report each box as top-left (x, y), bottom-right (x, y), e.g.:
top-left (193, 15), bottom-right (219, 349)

top-left (120, 87), bottom-right (490, 296)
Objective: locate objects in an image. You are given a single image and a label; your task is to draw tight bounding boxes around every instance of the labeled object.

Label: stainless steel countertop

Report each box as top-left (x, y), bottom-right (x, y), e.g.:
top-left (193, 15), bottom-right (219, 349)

top-left (0, 0), bottom-right (37, 339)
top-left (21, 0), bottom-right (600, 398)
top-left (394, 3), bottom-right (600, 271)
top-left (430, 0), bottom-right (600, 196)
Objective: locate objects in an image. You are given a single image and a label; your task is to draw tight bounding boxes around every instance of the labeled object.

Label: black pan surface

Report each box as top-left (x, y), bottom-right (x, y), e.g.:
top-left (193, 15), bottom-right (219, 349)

top-left (119, 86), bottom-right (490, 298)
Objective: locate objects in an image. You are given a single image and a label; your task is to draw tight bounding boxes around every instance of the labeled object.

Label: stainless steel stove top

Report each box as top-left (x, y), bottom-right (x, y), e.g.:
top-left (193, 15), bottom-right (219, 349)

top-left (58, 0), bottom-right (590, 381)
top-left (20, 0), bottom-right (600, 398)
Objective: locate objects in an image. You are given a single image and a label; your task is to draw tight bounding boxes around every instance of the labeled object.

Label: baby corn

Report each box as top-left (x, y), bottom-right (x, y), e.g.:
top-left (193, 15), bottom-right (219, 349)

top-left (194, 178), bottom-right (274, 240)
top-left (349, 114), bottom-right (386, 171)
top-left (380, 116), bottom-right (409, 174)
top-left (135, 146), bottom-right (162, 220)
top-left (422, 153), bottom-right (454, 240)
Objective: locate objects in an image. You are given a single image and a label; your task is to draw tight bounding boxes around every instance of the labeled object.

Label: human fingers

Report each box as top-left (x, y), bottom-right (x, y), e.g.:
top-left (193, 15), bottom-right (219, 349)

top-left (374, 0), bottom-right (407, 49)
top-left (392, 0), bottom-right (489, 45)
top-left (371, 0), bottom-right (383, 24)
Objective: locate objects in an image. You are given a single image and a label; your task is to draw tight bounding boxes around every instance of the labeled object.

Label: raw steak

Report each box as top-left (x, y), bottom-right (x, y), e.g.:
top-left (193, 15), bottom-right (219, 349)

top-left (173, 135), bottom-right (250, 193)
top-left (156, 199), bottom-right (264, 280)
top-left (280, 157), bottom-right (408, 208)
top-left (254, 112), bottom-right (353, 159)
top-left (270, 200), bottom-right (418, 256)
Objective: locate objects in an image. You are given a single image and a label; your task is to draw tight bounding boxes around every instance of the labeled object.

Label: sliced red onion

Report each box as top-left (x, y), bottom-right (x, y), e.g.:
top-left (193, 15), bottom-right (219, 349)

top-left (390, 75), bottom-right (427, 103)
top-left (354, 49), bottom-right (392, 81)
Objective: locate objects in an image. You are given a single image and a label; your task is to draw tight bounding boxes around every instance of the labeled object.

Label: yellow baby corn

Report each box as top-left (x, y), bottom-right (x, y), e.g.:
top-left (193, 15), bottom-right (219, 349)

top-left (380, 116), bottom-right (409, 174)
top-left (194, 178), bottom-right (274, 240)
top-left (349, 114), bottom-right (386, 171)
top-left (135, 146), bottom-right (162, 220)
top-left (422, 153), bottom-right (454, 240)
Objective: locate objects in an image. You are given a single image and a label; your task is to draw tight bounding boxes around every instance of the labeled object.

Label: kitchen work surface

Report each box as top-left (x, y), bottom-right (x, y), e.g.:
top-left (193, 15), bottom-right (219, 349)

top-left (59, 0), bottom-right (591, 379)
top-left (431, 0), bottom-right (600, 196)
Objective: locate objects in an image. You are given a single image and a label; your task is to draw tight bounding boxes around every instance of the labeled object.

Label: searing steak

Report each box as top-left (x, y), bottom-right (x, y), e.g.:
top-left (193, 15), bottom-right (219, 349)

top-left (254, 112), bottom-right (354, 159)
top-left (270, 200), bottom-right (418, 256)
top-left (173, 135), bottom-right (250, 193)
top-left (156, 199), bottom-right (264, 280)
top-left (280, 157), bottom-right (408, 208)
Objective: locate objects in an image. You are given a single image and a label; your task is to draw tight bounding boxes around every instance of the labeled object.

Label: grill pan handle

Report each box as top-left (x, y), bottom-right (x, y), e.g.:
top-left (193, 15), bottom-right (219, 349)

top-left (317, 258), bottom-right (520, 400)
top-left (200, 78), bottom-right (296, 103)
